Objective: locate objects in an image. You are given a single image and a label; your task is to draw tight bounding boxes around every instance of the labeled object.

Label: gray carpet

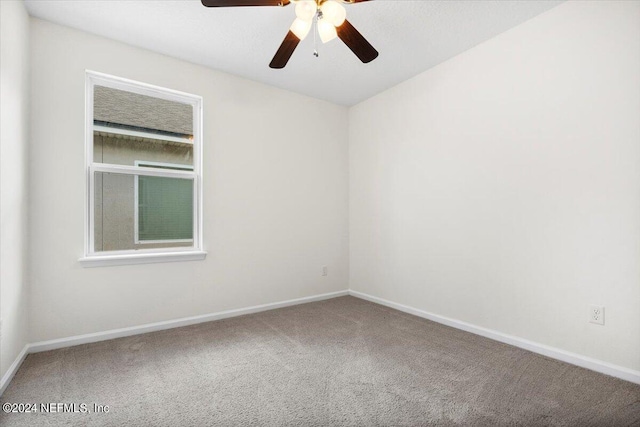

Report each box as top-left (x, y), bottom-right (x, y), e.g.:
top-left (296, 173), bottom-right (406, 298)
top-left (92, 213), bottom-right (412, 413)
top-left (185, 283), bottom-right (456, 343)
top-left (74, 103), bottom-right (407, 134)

top-left (1, 296), bottom-right (639, 426)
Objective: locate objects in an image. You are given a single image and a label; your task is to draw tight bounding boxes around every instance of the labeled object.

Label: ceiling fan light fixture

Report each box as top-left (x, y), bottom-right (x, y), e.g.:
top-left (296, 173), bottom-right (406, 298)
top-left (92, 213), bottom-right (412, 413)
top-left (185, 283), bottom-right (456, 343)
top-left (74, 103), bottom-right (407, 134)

top-left (320, 1), bottom-right (346, 27)
top-left (318, 19), bottom-right (338, 43)
top-left (201, 0), bottom-right (378, 68)
top-left (290, 17), bottom-right (312, 40)
top-left (295, 0), bottom-right (317, 21)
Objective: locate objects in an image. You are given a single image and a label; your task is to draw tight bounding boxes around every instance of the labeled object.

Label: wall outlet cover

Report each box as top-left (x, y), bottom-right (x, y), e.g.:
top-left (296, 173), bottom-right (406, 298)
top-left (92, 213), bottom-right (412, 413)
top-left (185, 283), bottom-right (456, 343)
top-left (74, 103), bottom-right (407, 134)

top-left (589, 305), bottom-right (605, 325)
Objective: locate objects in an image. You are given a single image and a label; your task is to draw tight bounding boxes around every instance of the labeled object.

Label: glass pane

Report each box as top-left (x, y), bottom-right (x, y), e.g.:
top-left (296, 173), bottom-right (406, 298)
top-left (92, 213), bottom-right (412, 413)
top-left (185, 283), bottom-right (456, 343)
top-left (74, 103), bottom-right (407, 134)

top-left (94, 172), bottom-right (194, 252)
top-left (138, 175), bottom-right (193, 242)
top-left (93, 85), bottom-right (193, 167)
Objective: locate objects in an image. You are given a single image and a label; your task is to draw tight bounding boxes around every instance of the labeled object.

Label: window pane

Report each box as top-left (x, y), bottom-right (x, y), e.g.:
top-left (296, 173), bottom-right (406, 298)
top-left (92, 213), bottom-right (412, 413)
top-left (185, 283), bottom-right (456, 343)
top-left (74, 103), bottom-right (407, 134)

top-left (94, 172), bottom-right (194, 252)
top-left (138, 175), bottom-right (193, 242)
top-left (93, 85), bottom-right (193, 167)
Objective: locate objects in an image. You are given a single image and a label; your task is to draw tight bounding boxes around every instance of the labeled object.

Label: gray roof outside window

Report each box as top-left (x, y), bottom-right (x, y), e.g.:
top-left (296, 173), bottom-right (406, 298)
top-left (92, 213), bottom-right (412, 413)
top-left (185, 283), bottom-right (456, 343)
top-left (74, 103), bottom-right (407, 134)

top-left (94, 85), bottom-right (193, 136)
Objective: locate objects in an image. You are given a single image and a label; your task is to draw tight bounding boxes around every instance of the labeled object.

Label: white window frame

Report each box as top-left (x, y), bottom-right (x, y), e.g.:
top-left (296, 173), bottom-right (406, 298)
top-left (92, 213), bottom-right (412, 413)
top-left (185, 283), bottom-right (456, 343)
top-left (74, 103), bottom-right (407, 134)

top-left (134, 161), bottom-right (195, 245)
top-left (80, 71), bottom-right (205, 268)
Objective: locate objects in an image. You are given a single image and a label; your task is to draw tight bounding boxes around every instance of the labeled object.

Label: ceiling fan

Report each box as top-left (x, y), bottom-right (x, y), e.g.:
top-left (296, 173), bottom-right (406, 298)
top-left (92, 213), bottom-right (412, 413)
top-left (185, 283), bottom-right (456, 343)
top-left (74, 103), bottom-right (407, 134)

top-left (201, 0), bottom-right (379, 69)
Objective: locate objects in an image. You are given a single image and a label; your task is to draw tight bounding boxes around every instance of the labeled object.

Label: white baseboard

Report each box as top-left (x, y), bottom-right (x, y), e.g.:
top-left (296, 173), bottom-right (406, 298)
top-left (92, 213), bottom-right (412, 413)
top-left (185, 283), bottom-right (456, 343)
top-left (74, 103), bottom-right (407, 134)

top-left (349, 290), bottom-right (640, 385)
top-left (0, 345), bottom-right (29, 396)
top-left (29, 290), bottom-right (349, 354)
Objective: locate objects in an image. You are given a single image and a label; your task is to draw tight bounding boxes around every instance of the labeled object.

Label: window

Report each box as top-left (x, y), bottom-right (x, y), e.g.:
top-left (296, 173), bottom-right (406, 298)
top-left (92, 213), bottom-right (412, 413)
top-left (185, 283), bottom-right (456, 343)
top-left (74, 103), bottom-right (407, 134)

top-left (81, 71), bottom-right (205, 267)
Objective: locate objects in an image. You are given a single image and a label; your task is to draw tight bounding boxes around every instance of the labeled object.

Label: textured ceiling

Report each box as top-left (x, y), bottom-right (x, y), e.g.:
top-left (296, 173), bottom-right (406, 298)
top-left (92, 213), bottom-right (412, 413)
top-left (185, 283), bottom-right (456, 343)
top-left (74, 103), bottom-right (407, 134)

top-left (24, 0), bottom-right (563, 106)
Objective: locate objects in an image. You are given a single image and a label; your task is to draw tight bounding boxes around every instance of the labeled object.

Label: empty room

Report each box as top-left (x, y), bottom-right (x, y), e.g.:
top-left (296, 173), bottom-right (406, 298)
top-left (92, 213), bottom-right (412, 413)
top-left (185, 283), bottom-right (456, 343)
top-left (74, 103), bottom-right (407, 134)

top-left (1, 0), bottom-right (639, 425)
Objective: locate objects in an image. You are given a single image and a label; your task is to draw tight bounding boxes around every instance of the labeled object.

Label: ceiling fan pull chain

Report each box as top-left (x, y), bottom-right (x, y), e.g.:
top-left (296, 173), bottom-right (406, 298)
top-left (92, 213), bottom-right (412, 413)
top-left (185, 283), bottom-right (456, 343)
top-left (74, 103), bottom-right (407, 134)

top-left (313, 12), bottom-right (319, 57)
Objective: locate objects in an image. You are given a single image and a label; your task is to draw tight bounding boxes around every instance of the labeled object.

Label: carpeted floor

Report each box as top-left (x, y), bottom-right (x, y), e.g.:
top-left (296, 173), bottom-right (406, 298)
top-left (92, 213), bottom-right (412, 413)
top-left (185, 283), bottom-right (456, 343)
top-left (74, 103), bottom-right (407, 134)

top-left (1, 296), bottom-right (639, 426)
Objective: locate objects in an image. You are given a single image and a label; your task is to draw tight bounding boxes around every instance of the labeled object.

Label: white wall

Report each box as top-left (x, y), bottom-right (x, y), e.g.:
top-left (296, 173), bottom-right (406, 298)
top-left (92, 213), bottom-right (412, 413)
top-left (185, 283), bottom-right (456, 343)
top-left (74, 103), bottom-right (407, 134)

top-left (28, 19), bottom-right (349, 342)
top-left (349, 1), bottom-right (640, 371)
top-left (0, 1), bottom-right (30, 380)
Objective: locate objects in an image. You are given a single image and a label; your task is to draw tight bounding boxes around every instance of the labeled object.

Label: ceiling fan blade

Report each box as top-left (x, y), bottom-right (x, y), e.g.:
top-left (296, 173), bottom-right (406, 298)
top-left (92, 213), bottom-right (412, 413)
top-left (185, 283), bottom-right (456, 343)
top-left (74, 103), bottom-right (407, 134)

top-left (336, 19), bottom-right (379, 64)
top-left (269, 31), bottom-right (300, 69)
top-left (201, 0), bottom-right (290, 7)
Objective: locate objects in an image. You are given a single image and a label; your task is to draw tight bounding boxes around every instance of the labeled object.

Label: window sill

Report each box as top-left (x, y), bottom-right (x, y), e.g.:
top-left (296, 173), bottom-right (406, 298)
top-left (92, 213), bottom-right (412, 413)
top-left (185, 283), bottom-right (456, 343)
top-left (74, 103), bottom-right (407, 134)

top-left (79, 251), bottom-right (207, 268)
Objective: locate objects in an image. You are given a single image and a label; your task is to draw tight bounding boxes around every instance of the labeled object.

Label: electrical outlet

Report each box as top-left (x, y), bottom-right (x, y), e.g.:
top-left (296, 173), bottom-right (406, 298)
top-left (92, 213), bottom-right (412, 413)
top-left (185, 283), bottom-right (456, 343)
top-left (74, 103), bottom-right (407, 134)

top-left (322, 266), bottom-right (328, 276)
top-left (589, 305), bottom-right (605, 325)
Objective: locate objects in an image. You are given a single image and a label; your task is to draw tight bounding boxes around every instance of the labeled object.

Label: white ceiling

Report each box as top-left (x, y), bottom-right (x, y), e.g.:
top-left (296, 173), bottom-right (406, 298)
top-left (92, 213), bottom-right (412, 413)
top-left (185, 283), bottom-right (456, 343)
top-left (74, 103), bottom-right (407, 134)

top-left (24, 0), bottom-right (563, 106)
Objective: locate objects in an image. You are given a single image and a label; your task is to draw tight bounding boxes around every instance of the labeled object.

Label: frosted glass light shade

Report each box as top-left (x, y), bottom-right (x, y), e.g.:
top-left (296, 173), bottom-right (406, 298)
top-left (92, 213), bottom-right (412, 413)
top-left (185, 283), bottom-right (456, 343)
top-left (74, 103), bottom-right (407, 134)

top-left (290, 18), bottom-right (312, 40)
top-left (318, 19), bottom-right (337, 43)
top-left (321, 1), bottom-right (346, 27)
top-left (295, 1), bottom-right (316, 21)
